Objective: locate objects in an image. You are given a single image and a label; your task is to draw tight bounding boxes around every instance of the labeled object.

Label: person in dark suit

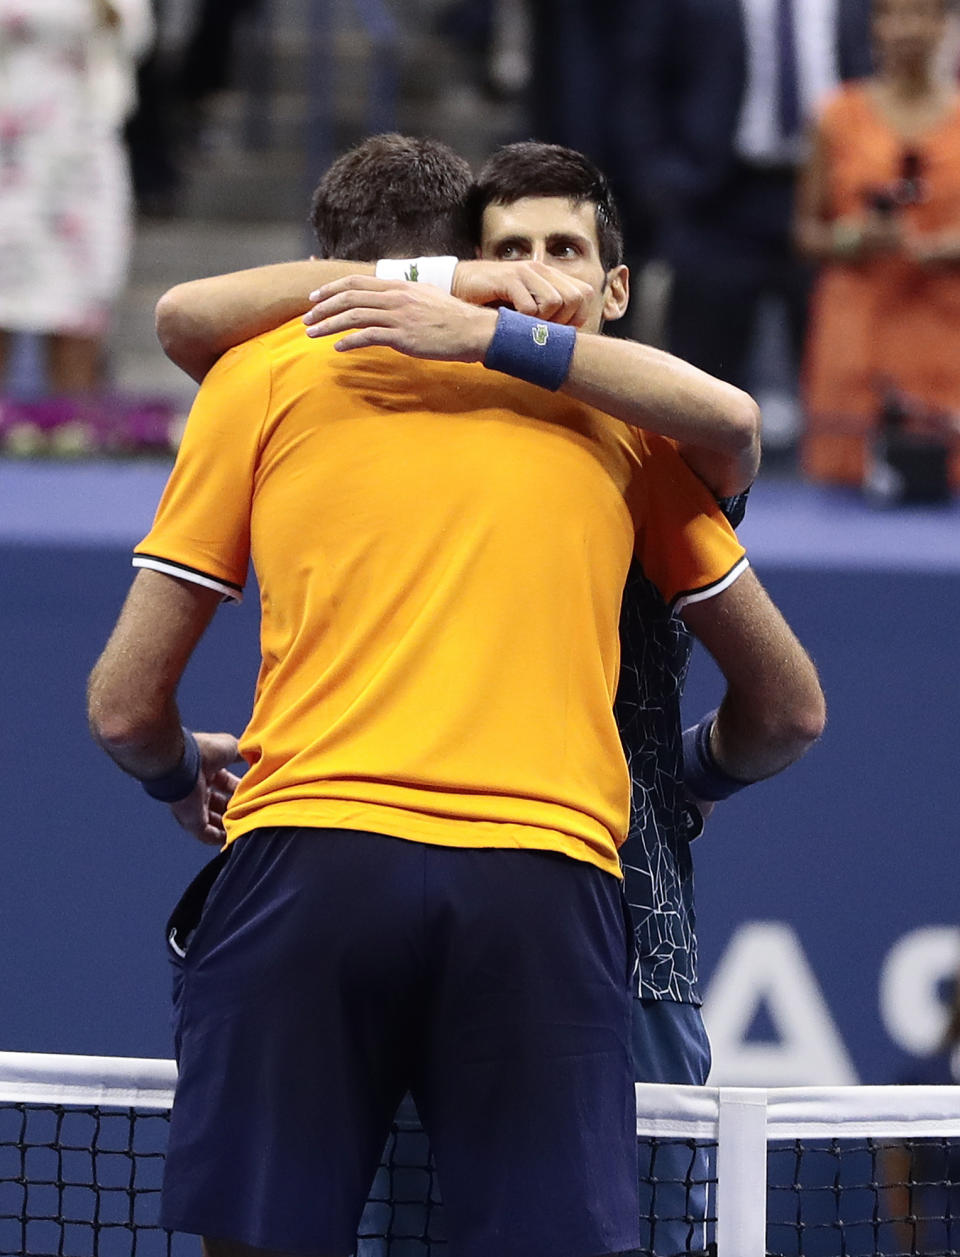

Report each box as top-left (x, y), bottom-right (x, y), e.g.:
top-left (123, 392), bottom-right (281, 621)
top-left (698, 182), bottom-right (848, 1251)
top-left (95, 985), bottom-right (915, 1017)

top-left (516, 0), bottom-right (653, 329)
top-left (619, 0), bottom-right (873, 391)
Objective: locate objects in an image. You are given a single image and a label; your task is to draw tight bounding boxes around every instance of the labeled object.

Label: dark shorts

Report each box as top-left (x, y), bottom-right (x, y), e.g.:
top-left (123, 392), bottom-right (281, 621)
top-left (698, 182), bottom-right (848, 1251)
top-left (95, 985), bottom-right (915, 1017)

top-left (160, 827), bottom-right (638, 1257)
top-left (632, 999), bottom-right (712, 1257)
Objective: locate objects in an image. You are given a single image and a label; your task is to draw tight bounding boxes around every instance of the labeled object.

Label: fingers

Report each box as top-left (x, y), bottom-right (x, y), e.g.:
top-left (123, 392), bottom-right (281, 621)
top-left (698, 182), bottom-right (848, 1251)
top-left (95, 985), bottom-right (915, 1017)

top-left (307, 274), bottom-right (408, 303)
top-left (305, 285), bottom-right (404, 323)
top-left (490, 264), bottom-right (592, 326)
top-left (305, 306), bottom-right (402, 341)
top-left (304, 276), bottom-right (409, 327)
top-left (194, 731), bottom-right (240, 769)
top-left (169, 791), bottom-right (228, 846)
top-left (209, 768), bottom-right (241, 792)
top-left (499, 275), bottom-right (544, 318)
top-left (333, 328), bottom-right (403, 352)
top-left (195, 824), bottom-right (225, 847)
top-left (206, 787), bottom-right (232, 816)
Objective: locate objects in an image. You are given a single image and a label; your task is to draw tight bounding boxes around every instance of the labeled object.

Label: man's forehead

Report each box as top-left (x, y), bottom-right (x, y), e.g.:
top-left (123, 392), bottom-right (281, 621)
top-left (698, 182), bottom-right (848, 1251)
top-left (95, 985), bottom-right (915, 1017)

top-left (480, 196), bottom-right (599, 245)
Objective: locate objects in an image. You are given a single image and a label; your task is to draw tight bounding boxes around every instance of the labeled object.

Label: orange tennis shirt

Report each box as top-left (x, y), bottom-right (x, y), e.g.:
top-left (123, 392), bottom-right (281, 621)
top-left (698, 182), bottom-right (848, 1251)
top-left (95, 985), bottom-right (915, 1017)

top-left (134, 318), bottom-right (747, 877)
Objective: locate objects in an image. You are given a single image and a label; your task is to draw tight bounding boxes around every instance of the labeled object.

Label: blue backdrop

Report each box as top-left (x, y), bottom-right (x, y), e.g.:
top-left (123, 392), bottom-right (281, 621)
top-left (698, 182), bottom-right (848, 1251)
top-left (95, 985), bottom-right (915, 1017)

top-left (2, 464), bottom-right (958, 1086)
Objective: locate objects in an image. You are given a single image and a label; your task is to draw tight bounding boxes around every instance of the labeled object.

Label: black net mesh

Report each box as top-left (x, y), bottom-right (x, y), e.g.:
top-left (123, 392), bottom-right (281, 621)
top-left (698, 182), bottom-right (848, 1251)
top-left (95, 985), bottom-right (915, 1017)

top-left (767, 1137), bottom-right (960, 1257)
top-left (2, 1098), bottom-right (959, 1257)
top-left (0, 1103), bottom-right (175, 1257)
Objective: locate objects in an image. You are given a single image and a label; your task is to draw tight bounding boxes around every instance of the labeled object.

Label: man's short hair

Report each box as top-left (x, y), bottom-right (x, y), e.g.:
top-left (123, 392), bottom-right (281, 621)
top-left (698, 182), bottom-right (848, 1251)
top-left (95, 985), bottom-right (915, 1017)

top-left (310, 133), bottom-right (474, 260)
top-left (471, 142), bottom-right (624, 272)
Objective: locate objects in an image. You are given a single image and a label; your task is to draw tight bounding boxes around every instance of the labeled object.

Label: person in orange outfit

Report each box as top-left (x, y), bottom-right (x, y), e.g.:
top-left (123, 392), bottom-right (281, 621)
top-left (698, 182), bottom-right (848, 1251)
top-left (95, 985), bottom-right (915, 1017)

top-left (796, 0), bottom-right (960, 491)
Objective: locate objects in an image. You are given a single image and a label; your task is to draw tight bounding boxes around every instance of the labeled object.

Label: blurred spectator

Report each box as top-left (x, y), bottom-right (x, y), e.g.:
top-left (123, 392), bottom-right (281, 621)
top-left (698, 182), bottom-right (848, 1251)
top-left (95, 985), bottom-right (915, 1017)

top-left (126, 0), bottom-right (182, 217)
top-left (885, 965), bottom-right (960, 1253)
top-left (0, 1), bottom-right (154, 395)
top-left (796, 0), bottom-right (960, 493)
top-left (126, 0), bottom-right (264, 216)
top-left (524, 1), bottom-right (655, 304)
top-left (618, 0), bottom-right (872, 403)
top-left (176, 0), bottom-right (264, 142)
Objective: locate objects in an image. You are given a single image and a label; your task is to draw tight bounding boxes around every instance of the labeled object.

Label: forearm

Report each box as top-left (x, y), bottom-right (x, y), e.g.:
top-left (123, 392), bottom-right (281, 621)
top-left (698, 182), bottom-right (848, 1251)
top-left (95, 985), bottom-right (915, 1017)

top-left (709, 684), bottom-right (821, 783)
top-left (561, 335), bottom-right (761, 495)
top-left (87, 570), bottom-right (222, 779)
top-left (156, 259), bottom-right (374, 381)
top-left (682, 570), bottom-right (826, 787)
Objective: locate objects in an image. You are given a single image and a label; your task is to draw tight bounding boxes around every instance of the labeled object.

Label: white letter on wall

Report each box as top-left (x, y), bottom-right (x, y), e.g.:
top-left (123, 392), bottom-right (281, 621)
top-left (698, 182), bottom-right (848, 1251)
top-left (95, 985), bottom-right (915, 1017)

top-left (702, 921), bottom-right (859, 1085)
top-left (879, 926), bottom-right (960, 1055)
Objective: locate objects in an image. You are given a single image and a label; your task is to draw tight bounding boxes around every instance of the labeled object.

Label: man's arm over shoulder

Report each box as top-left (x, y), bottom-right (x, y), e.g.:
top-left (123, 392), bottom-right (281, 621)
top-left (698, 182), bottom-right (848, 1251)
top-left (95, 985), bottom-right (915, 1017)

top-left (156, 258), bottom-right (376, 382)
top-left (681, 568), bottom-right (827, 784)
top-left (303, 267), bottom-right (763, 497)
top-left (562, 334), bottom-right (762, 496)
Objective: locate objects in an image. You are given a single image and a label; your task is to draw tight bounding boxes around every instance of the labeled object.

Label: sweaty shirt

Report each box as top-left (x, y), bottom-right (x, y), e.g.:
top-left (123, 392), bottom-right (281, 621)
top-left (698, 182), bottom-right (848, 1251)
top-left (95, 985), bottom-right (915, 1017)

top-left (135, 318), bottom-right (747, 877)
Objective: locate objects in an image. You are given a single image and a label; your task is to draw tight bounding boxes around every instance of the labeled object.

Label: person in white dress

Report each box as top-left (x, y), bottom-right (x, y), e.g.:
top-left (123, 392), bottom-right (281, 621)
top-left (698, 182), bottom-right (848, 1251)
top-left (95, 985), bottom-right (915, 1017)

top-left (0, 0), bottom-right (153, 394)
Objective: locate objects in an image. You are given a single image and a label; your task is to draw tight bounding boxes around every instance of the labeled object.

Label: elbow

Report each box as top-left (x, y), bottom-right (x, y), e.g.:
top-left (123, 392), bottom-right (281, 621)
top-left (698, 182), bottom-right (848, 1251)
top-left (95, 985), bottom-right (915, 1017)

top-left (87, 672), bottom-right (159, 755)
top-left (763, 676), bottom-right (827, 761)
top-left (786, 688), bottom-right (828, 753)
top-left (711, 391), bottom-right (762, 495)
top-left (155, 286), bottom-right (213, 383)
top-left (155, 285), bottom-right (188, 359)
top-left (730, 392), bottom-right (762, 460)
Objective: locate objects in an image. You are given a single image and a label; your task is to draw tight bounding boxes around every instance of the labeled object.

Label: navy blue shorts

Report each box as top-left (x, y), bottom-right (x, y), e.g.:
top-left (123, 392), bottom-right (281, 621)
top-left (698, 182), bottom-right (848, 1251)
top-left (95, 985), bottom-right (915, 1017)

top-left (632, 999), bottom-right (712, 1257)
top-left (160, 827), bottom-right (638, 1257)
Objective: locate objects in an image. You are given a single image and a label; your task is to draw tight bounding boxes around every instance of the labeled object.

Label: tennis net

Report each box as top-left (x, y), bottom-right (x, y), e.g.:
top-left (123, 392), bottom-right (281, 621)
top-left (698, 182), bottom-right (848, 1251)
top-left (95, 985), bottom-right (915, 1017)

top-left (1, 1051), bottom-right (959, 1256)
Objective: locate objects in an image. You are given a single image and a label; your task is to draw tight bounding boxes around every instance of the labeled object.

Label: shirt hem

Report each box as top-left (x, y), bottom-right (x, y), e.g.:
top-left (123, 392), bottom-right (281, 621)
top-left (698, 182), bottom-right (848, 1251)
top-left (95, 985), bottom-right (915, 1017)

top-left (223, 803), bottom-right (623, 880)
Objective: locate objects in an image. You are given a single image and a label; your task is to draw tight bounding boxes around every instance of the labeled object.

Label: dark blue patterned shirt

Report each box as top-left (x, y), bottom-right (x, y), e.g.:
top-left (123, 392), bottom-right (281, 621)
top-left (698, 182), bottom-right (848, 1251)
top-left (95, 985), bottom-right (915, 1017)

top-left (615, 491), bottom-right (748, 1005)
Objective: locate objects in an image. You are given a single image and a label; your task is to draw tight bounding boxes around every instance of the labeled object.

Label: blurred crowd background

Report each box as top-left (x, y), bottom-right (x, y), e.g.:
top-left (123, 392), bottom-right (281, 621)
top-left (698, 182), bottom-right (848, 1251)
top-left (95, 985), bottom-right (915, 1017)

top-left (3, 0), bottom-right (960, 498)
top-left (1, 3), bottom-right (959, 1111)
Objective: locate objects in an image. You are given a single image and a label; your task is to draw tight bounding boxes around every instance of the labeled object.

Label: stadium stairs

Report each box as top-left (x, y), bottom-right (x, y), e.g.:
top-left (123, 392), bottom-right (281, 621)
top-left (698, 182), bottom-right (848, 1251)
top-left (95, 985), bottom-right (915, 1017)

top-left (111, 0), bottom-right (524, 414)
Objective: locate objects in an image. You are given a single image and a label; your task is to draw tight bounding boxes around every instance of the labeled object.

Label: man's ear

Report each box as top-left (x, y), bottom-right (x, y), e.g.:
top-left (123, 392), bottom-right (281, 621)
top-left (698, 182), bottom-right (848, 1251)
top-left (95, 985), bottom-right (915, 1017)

top-left (602, 265), bottom-right (630, 322)
top-left (474, 243), bottom-right (484, 259)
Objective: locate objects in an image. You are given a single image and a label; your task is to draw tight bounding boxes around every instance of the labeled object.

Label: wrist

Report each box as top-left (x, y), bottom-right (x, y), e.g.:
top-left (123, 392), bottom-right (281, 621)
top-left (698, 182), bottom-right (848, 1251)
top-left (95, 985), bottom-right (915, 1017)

top-left (141, 727), bottom-right (201, 803)
top-left (483, 307), bottom-right (576, 391)
top-left (468, 307), bottom-right (499, 363)
top-left (682, 710), bottom-right (751, 803)
top-left (375, 255), bottom-right (458, 292)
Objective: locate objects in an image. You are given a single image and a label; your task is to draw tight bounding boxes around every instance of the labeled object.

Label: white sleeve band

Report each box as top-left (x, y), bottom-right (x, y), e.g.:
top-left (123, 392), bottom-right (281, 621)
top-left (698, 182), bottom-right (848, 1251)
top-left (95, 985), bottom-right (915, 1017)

top-left (374, 256), bottom-right (458, 292)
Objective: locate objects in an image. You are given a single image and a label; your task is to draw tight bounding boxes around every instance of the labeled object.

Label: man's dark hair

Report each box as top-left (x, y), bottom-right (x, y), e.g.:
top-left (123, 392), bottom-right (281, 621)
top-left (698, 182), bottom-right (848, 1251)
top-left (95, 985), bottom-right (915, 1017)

top-left (470, 142), bottom-right (624, 272)
top-left (310, 133), bottom-right (474, 260)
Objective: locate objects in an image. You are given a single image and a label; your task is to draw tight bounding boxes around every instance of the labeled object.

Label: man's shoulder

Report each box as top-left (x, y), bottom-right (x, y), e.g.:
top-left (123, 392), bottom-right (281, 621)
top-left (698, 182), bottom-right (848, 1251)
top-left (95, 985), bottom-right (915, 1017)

top-left (243, 315), bottom-right (319, 358)
top-left (624, 427), bottom-right (685, 468)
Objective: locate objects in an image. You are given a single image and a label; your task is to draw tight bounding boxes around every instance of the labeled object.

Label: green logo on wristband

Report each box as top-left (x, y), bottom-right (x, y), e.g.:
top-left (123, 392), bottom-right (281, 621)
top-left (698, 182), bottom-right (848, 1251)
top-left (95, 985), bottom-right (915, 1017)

top-left (405, 262), bottom-right (420, 282)
top-left (532, 323), bottom-right (549, 347)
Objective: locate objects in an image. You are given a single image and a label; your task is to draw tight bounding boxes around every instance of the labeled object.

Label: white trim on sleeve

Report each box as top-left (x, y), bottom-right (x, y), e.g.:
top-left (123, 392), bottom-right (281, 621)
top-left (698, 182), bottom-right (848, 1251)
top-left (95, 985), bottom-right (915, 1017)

top-left (672, 556), bottom-right (750, 613)
top-left (132, 555), bottom-right (243, 604)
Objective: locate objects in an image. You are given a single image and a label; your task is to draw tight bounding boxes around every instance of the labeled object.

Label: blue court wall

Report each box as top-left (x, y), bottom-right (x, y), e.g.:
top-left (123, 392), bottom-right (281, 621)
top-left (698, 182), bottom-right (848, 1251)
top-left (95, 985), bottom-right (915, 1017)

top-left (1, 464), bottom-right (958, 1085)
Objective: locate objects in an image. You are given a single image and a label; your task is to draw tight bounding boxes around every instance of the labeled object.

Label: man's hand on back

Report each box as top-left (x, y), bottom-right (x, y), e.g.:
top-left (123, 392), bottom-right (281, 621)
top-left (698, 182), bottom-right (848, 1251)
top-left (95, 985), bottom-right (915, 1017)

top-left (303, 276), bottom-right (500, 362)
top-left (450, 260), bottom-right (594, 326)
top-left (169, 732), bottom-right (242, 847)
top-left (301, 257), bottom-right (596, 362)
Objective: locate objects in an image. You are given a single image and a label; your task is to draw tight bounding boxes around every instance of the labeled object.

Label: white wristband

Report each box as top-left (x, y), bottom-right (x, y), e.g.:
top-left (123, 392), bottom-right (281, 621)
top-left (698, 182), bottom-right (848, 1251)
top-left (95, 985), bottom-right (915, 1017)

top-left (374, 256), bottom-right (458, 292)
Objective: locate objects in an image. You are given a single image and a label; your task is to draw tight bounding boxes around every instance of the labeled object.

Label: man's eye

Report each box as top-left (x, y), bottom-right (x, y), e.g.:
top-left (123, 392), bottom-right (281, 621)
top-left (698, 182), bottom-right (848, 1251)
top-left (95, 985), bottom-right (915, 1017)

top-left (498, 244), bottom-right (524, 260)
top-left (551, 244), bottom-right (578, 259)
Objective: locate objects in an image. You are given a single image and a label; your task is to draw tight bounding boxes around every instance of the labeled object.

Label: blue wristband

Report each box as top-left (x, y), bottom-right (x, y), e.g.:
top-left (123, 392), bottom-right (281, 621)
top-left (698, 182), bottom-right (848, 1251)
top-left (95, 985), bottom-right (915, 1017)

top-left (682, 710), bottom-right (751, 803)
top-left (142, 728), bottom-right (201, 803)
top-left (483, 307), bottom-right (576, 391)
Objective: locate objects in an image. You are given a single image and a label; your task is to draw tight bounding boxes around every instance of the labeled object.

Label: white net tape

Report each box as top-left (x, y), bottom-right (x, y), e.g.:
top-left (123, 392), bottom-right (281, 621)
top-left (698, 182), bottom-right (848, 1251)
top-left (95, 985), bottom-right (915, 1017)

top-left (2, 1053), bottom-right (960, 1257)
